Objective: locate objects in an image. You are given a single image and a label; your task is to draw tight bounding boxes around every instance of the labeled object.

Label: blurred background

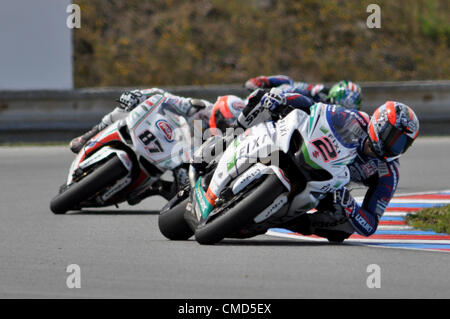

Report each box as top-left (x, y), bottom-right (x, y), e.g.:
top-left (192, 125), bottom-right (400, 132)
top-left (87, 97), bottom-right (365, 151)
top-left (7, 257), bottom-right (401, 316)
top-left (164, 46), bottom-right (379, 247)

top-left (74, 0), bottom-right (450, 87)
top-left (0, 0), bottom-right (449, 142)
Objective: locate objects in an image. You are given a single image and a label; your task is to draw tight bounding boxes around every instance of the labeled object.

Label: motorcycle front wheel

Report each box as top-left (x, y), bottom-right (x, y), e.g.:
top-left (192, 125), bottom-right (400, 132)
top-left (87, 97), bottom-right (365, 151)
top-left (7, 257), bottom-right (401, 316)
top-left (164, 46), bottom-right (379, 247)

top-left (158, 198), bottom-right (193, 240)
top-left (50, 156), bottom-right (129, 214)
top-left (195, 174), bottom-right (286, 245)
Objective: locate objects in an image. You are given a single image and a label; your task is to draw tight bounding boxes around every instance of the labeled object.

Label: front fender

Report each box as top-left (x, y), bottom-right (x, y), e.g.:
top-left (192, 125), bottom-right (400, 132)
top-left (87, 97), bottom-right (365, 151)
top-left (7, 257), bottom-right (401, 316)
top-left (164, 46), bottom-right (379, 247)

top-left (231, 163), bottom-right (291, 195)
top-left (67, 147), bottom-right (133, 184)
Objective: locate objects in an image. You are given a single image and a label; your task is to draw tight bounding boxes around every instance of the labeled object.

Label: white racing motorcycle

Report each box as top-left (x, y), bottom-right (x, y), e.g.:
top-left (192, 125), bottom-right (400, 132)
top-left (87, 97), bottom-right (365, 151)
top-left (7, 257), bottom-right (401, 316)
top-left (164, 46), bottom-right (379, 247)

top-left (50, 94), bottom-right (193, 214)
top-left (158, 103), bottom-right (363, 244)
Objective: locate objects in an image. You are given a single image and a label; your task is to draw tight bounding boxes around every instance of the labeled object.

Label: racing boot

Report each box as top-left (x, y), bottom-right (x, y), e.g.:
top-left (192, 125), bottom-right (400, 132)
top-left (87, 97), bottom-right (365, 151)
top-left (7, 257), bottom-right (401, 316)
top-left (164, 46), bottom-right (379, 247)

top-left (277, 213), bottom-right (315, 236)
top-left (308, 209), bottom-right (354, 243)
top-left (69, 123), bottom-right (104, 154)
top-left (278, 210), bottom-right (353, 243)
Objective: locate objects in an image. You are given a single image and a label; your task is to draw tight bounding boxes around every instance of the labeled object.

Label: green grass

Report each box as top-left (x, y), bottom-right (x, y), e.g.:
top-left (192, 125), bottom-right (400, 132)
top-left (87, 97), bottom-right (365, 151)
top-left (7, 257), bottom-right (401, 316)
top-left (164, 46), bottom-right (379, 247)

top-left (406, 205), bottom-right (450, 234)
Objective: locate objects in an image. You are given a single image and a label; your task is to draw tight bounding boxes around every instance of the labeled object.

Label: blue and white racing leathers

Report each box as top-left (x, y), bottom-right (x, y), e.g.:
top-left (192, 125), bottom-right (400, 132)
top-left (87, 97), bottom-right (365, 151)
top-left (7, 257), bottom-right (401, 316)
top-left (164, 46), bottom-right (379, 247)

top-left (269, 94), bottom-right (399, 237)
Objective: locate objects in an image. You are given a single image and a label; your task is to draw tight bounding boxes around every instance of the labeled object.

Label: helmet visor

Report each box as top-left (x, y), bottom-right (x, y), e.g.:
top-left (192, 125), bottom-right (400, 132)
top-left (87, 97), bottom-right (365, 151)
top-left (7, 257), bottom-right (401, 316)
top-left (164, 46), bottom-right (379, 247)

top-left (214, 109), bottom-right (234, 131)
top-left (380, 124), bottom-right (414, 157)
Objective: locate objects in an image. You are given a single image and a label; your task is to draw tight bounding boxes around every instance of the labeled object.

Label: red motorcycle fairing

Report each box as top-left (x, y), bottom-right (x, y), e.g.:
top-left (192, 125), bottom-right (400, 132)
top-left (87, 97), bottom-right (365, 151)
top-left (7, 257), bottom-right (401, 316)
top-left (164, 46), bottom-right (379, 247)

top-left (72, 127), bottom-right (150, 203)
top-left (76, 130), bottom-right (123, 166)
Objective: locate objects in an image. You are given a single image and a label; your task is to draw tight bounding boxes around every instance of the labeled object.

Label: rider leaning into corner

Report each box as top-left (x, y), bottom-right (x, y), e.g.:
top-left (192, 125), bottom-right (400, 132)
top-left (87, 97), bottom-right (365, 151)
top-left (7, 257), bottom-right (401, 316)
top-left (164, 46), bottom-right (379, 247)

top-left (68, 87), bottom-right (245, 200)
top-left (69, 75), bottom-right (361, 155)
top-left (232, 87), bottom-right (419, 241)
top-left (244, 74), bottom-right (363, 110)
top-left (69, 88), bottom-right (245, 154)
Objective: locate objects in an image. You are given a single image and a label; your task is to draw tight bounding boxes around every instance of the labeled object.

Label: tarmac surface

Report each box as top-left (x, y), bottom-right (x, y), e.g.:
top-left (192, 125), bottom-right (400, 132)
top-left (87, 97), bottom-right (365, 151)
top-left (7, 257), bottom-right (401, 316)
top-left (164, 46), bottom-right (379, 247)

top-left (0, 137), bottom-right (449, 298)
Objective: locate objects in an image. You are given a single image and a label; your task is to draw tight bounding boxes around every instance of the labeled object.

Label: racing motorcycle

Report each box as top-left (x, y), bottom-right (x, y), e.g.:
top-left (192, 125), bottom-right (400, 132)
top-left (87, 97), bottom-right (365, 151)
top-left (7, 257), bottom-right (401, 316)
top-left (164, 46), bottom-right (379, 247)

top-left (50, 94), bottom-right (193, 214)
top-left (158, 103), bottom-right (362, 244)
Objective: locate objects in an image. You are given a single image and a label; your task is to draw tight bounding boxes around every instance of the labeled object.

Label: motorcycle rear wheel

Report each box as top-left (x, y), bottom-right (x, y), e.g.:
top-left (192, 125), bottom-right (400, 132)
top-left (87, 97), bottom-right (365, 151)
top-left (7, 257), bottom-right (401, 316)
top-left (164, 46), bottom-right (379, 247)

top-left (195, 174), bottom-right (286, 245)
top-left (50, 156), bottom-right (129, 214)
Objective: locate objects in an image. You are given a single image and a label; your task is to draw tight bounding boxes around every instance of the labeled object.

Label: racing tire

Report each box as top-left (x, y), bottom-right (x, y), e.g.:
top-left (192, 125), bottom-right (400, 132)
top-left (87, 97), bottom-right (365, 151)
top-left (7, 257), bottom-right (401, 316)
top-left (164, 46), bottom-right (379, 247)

top-left (194, 174), bottom-right (286, 245)
top-left (50, 156), bottom-right (129, 214)
top-left (158, 198), bottom-right (193, 240)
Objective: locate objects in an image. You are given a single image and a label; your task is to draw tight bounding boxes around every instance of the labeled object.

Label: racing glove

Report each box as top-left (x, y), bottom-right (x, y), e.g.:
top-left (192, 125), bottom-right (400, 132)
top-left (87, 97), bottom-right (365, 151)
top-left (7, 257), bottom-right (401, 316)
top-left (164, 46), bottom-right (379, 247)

top-left (189, 98), bottom-right (207, 110)
top-left (334, 187), bottom-right (378, 236)
top-left (261, 87), bottom-right (286, 111)
top-left (233, 89), bottom-right (266, 129)
top-left (117, 90), bottom-right (146, 111)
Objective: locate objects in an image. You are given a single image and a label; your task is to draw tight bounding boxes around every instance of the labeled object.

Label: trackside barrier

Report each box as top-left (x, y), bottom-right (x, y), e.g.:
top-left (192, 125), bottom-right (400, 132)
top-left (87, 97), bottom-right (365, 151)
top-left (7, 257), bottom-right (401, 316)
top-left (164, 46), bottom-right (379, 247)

top-left (0, 81), bottom-right (449, 141)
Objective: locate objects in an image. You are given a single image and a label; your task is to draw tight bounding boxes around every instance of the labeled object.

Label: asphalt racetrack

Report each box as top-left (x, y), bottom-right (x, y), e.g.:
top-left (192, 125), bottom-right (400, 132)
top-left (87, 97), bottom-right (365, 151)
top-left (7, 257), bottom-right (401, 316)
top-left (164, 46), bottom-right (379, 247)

top-left (0, 137), bottom-right (449, 298)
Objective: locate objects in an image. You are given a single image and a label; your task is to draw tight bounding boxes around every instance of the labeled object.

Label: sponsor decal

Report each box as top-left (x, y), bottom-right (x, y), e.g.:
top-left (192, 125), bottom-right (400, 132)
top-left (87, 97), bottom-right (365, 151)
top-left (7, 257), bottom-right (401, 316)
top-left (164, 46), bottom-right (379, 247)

top-left (233, 167), bottom-right (262, 194)
top-left (227, 152), bottom-right (237, 171)
top-left (354, 214), bottom-right (374, 233)
top-left (301, 143), bottom-right (322, 170)
top-left (156, 119), bottom-right (174, 142)
top-left (245, 107), bottom-right (262, 124)
top-left (254, 195), bottom-right (288, 223)
top-left (378, 162), bottom-right (390, 177)
top-left (194, 178), bottom-right (213, 219)
top-left (326, 133), bottom-right (342, 155)
top-left (226, 139), bottom-right (239, 171)
top-left (277, 119), bottom-right (289, 136)
top-left (333, 182), bottom-right (342, 189)
top-left (101, 177), bottom-right (131, 201)
top-left (361, 160), bottom-right (377, 177)
top-left (320, 184), bottom-right (332, 192)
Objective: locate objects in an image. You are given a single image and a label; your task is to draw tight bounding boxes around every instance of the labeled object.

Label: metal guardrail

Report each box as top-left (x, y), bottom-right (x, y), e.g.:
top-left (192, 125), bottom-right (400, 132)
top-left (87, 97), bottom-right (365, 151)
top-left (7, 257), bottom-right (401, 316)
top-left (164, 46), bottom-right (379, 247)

top-left (0, 81), bottom-right (449, 141)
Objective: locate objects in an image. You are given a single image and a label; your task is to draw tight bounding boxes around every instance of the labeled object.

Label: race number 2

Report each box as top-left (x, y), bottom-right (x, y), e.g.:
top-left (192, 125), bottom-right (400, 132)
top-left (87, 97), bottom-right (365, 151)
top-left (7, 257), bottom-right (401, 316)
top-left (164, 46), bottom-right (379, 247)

top-left (311, 136), bottom-right (337, 162)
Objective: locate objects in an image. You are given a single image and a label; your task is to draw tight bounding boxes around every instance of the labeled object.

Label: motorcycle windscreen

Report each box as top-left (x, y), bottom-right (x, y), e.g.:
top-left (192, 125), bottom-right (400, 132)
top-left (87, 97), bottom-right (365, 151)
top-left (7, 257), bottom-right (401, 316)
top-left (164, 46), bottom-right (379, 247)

top-left (327, 106), bottom-right (364, 148)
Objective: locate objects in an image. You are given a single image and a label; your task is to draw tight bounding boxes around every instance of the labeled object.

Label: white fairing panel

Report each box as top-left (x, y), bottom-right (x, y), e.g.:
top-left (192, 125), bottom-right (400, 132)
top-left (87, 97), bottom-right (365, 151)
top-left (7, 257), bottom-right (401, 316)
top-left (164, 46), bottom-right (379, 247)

top-left (275, 109), bottom-right (309, 153)
top-left (126, 95), bottom-right (193, 170)
top-left (67, 146), bottom-right (132, 185)
top-left (207, 121), bottom-right (277, 197)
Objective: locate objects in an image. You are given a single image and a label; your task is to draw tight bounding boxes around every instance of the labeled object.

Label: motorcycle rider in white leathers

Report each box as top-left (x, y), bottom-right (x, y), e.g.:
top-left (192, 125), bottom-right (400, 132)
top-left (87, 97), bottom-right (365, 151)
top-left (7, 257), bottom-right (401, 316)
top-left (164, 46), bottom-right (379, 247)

top-left (69, 88), bottom-right (245, 201)
top-left (232, 88), bottom-right (419, 240)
